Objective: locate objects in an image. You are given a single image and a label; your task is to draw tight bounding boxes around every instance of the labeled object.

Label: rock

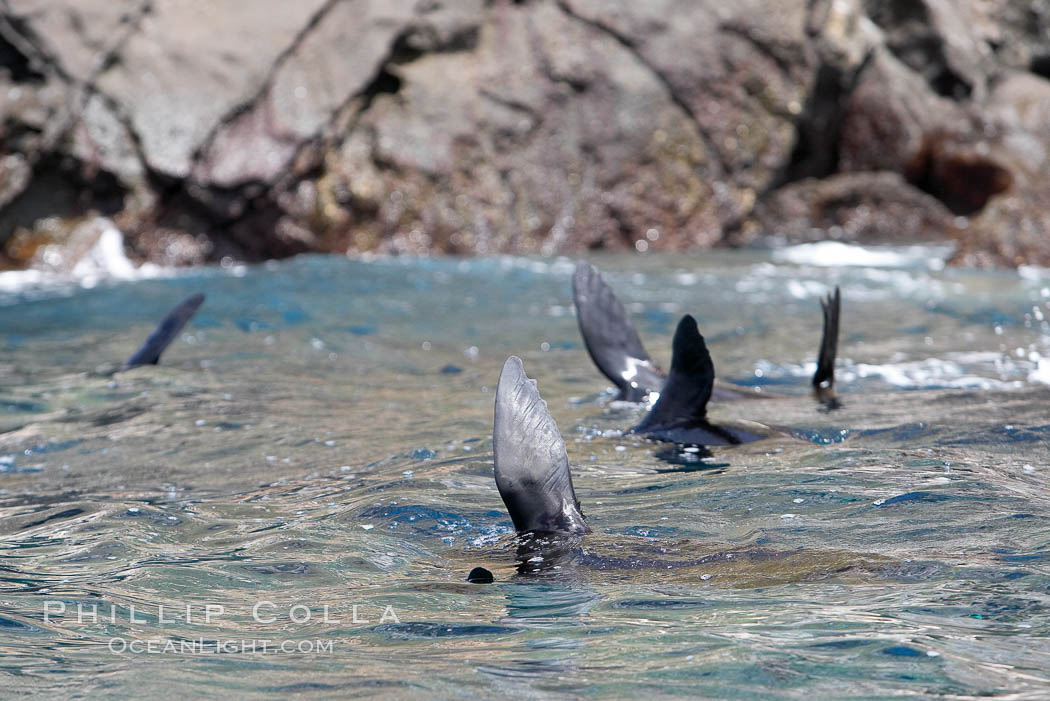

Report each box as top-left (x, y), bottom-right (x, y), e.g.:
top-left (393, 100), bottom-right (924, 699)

top-left (562, 0), bottom-right (814, 197)
top-left (71, 93), bottom-right (145, 183)
top-left (837, 47), bottom-right (966, 177)
top-left (954, 193), bottom-right (1050, 268)
top-left (862, 0), bottom-right (994, 100)
top-left (914, 134), bottom-right (1013, 216)
top-left (0, 154), bottom-right (32, 210)
top-left (951, 72), bottom-right (1050, 267)
top-left (192, 1), bottom-right (424, 188)
top-left (325, 0), bottom-right (724, 255)
top-left (3, 0), bottom-right (1050, 266)
top-left (739, 171), bottom-right (958, 245)
top-left (984, 0), bottom-right (1050, 78)
top-left (985, 72), bottom-right (1050, 146)
top-left (93, 0), bottom-right (331, 178)
top-left (4, 0), bottom-right (148, 83)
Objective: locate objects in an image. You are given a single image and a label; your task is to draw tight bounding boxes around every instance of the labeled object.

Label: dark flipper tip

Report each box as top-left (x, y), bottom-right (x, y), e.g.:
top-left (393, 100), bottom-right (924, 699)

top-left (466, 567), bottom-right (494, 584)
top-left (812, 287), bottom-right (841, 409)
top-left (124, 292), bottom-right (206, 369)
top-left (633, 314), bottom-right (715, 436)
top-left (572, 261), bottom-right (662, 401)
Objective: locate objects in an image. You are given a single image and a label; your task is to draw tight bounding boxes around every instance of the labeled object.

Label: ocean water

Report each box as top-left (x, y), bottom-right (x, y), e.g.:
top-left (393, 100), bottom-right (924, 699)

top-left (0, 248), bottom-right (1048, 699)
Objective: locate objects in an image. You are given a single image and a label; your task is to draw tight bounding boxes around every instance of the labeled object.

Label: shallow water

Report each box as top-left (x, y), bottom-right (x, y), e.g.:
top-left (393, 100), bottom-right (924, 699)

top-left (1, 249), bottom-right (1049, 699)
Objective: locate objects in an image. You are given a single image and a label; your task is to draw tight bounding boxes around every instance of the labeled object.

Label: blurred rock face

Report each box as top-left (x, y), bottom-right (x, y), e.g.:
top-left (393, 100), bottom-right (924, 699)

top-left (1, 0), bottom-right (1048, 267)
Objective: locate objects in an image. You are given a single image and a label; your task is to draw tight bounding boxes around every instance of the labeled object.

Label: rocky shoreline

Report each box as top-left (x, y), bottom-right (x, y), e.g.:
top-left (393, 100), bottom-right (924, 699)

top-left (2, 0), bottom-right (1049, 269)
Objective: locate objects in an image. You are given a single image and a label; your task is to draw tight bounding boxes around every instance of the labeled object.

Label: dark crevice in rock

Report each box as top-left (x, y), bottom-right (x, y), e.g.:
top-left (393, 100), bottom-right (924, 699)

top-left (1031, 54), bottom-right (1050, 80)
top-left (144, 181), bottom-right (303, 263)
top-left (554, 0), bottom-right (729, 179)
top-left (283, 32), bottom-right (415, 182)
top-left (605, 203), bottom-right (638, 250)
top-left (862, 0), bottom-right (972, 100)
top-left (0, 154), bottom-right (127, 247)
top-left (479, 89), bottom-right (544, 153)
top-left (0, 17), bottom-right (45, 82)
top-left (161, 5), bottom-right (414, 261)
top-left (805, 0), bottom-right (832, 36)
top-left (397, 19), bottom-right (479, 57)
top-left (0, 2), bottom-right (152, 178)
top-left (908, 136), bottom-right (1012, 216)
top-left (274, 28), bottom-right (419, 195)
top-left (66, 1), bottom-right (152, 80)
top-left (387, 31), bottom-right (425, 66)
top-left (478, 88), bottom-right (540, 123)
top-left (927, 61), bottom-right (971, 101)
top-left (1, 116), bottom-right (42, 154)
top-left (770, 50), bottom-right (873, 191)
top-left (359, 66), bottom-right (403, 107)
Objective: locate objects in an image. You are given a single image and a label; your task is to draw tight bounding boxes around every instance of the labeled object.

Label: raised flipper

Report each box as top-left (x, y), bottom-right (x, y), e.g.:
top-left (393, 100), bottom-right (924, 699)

top-left (493, 356), bottom-right (589, 535)
top-left (572, 261), bottom-right (664, 402)
top-left (632, 315), bottom-right (764, 445)
top-left (812, 287), bottom-right (841, 410)
top-left (124, 293), bottom-right (205, 369)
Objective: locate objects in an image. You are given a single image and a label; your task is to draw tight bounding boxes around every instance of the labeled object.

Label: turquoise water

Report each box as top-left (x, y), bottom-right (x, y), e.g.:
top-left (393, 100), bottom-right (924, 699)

top-left (1, 249), bottom-right (1049, 699)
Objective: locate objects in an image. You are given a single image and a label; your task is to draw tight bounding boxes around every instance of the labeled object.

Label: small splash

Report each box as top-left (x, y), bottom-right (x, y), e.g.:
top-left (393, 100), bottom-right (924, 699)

top-left (791, 428), bottom-right (852, 445)
top-left (0, 219), bottom-right (171, 303)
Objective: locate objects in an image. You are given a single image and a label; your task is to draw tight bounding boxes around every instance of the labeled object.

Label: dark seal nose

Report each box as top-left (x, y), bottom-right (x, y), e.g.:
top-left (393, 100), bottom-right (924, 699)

top-left (466, 567), bottom-right (494, 584)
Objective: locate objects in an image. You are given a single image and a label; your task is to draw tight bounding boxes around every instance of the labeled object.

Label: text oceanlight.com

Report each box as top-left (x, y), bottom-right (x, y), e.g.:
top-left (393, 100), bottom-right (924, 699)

top-left (108, 638), bottom-right (337, 654)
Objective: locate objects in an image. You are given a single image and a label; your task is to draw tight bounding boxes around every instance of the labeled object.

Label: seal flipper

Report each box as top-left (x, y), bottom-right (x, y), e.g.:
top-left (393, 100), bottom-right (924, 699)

top-left (572, 262), bottom-right (664, 402)
top-left (632, 315), bottom-right (713, 434)
top-left (124, 293), bottom-right (205, 369)
top-left (631, 315), bottom-right (764, 445)
top-left (493, 356), bottom-right (589, 535)
top-left (812, 287), bottom-right (841, 409)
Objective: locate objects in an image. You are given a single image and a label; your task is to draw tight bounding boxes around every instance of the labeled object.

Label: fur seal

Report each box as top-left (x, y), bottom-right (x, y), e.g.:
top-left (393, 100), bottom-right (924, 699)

top-left (572, 261), bottom-right (841, 409)
top-left (629, 315), bottom-right (765, 445)
top-left (484, 355), bottom-right (850, 580)
top-left (123, 293), bottom-right (205, 369)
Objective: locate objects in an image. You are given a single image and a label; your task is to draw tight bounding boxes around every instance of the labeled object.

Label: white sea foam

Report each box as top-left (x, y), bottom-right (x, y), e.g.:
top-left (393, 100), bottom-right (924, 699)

top-left (1028, 357), bottom-right (1050, 386)
top-left (1018, 265), bottom-right (1050, 282)
top-left (753, 353), bottom-right (1031, 390)
top-left (0, 218), bottom-right (173, 304)
top-left (773, 241), bottom-right (954, 269)
top-left (71, 224), bottom-right (164, 288)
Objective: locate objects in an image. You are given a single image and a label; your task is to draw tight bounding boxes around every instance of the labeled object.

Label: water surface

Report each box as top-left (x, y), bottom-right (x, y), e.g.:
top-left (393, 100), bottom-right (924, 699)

top-left (1, 249), bottom-right (1049, 699)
